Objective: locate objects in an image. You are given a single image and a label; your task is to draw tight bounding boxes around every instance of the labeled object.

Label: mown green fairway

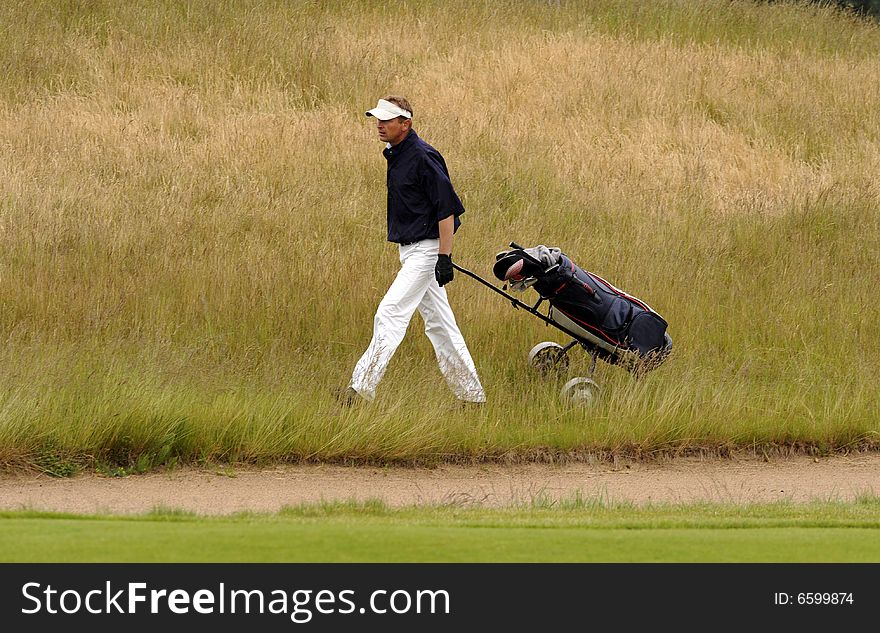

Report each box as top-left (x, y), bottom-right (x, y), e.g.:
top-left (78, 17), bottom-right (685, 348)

top-left (3, 500), bottom-right (880, 562)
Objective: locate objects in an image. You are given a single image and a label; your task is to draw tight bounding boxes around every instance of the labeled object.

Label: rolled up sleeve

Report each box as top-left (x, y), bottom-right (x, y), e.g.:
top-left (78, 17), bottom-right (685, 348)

top-left (420, 152), bottom-right (464, 220)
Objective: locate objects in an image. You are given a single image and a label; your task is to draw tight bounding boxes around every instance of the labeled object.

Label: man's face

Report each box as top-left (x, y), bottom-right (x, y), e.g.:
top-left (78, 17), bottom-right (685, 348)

top-left (376, 116), bottom-right (410, 146)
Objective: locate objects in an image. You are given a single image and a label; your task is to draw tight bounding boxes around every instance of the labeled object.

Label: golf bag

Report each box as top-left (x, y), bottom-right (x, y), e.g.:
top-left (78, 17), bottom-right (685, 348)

top-left (493, 246), bottom-right (670, 365)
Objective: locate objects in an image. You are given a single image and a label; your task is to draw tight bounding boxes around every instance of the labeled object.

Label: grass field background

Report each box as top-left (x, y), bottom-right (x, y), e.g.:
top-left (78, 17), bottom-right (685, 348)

top-left (3, 498), bottom-right (880, 561)
top-left (1, 0), bottom-right (879, 470)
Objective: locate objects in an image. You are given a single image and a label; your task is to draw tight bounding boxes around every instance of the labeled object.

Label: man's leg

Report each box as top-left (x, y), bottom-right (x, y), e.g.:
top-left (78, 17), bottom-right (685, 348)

top-left (418, 276), bottom-right (487, 404)
top-left (348, 243), bottom-right (435, 400)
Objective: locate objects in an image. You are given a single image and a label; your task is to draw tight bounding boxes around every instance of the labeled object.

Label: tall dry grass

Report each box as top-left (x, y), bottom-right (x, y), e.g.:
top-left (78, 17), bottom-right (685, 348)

top-left (1, 0), bottom-right (879, 469)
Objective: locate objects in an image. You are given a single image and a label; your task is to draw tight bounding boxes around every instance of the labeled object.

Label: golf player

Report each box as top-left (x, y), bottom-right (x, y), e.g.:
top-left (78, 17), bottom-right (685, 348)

top-left (344, 96), bottom-right (486, 404)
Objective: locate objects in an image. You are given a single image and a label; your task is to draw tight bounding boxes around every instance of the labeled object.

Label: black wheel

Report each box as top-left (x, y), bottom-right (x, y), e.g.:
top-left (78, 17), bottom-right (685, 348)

top-left (528, 341), bottom-right (570, 377)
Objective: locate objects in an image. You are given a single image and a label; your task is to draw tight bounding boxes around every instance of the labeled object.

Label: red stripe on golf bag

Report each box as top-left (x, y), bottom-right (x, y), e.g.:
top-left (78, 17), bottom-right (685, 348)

top-left (587, 272), bottom-right (651, 312)
top-left (555, 306), bottom-right (623, 347)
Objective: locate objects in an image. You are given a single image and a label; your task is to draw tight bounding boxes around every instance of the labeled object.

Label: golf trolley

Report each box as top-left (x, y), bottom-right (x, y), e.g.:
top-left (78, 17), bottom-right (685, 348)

top-left (453, 242), bottom-right (672, 404)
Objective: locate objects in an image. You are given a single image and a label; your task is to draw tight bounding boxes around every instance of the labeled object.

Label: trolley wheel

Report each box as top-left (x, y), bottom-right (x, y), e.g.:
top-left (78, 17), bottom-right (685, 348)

top-left (560, 377), bottom-right (601, 406)
top-left (635, 332), bottom-right (674, 376)
top-left (528, 341), bottom-right (570, 377)
top-left (663, 332), bottom-right (673, 354)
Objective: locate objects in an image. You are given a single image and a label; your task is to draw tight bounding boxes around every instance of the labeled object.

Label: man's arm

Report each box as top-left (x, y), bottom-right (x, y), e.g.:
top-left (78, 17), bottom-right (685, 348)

top-left (438, 215), bottom-right (454, 256)
top-left (420, 152), bottom-right (462, 256)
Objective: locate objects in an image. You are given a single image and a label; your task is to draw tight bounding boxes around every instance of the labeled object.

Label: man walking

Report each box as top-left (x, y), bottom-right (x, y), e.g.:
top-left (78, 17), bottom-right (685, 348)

top-left (344, 96), bottom-right (486, 404)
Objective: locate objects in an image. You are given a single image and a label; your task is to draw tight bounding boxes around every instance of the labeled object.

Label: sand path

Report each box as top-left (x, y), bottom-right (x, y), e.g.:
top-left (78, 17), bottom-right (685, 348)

top-left (1, 453), bottom-right (878, 515)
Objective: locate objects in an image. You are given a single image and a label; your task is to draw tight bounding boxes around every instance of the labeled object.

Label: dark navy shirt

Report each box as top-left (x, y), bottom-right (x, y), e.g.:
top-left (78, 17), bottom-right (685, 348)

top-left (383, 129), bottom-right (464, 244)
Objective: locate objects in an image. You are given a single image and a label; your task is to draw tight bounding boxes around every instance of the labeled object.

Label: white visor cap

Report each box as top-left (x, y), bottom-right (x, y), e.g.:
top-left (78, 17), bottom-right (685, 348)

top-left (365, 99), bottom-right (412, 121)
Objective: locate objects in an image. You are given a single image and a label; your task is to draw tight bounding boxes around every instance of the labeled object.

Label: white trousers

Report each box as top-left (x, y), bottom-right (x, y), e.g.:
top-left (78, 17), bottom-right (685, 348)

top-left (349, 239), bottom-right (486, 402)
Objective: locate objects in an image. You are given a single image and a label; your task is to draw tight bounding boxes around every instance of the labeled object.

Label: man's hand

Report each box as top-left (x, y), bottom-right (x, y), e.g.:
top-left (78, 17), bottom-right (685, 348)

top-left (435, 254), bottom-right (454, 287)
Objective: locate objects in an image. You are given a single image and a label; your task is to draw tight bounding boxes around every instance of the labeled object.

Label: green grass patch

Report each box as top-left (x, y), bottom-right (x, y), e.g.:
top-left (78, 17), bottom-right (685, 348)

top-left (0, 0), bottom-right (879, 465)
top-left (3, 499), bottom-right (880, 562)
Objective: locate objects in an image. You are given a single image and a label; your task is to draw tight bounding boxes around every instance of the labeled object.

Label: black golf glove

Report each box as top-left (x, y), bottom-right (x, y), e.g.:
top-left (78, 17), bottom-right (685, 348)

top-left (435, 254), bottom-right (454, 287)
